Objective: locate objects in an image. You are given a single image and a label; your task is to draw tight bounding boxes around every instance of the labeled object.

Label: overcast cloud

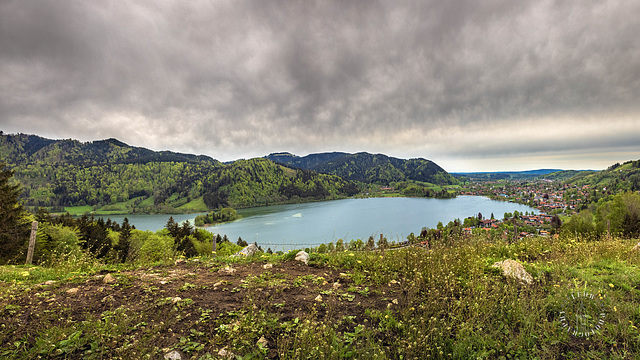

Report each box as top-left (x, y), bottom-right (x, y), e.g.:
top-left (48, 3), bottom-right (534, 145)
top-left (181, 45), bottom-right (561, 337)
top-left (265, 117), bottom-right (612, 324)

top-left (1, 0), bottom-right (640, 171)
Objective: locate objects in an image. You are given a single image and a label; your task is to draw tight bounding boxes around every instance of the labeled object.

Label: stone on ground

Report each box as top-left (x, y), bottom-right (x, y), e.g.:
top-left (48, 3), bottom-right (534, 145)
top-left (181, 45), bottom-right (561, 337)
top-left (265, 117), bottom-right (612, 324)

top-left (295, 250), bottom-right (310, 264)
top-left (257, 335), bottom-right (269, 348)
top-left (103, 273), bottom-right (117, 284)
top-left (219, 266), bottom-right (236, 274)
top-left (233, 244), bottom-right (258, 257)
top-left (164, 349), bottom-right (185, 360)
top-left (491, 259), bottom-right (533, 285)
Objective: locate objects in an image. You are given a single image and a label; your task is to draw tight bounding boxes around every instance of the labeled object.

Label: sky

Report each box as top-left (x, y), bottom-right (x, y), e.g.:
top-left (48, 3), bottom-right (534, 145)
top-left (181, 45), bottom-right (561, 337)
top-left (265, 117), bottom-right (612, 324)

top-left (1, 0), bottom-right (640, 172)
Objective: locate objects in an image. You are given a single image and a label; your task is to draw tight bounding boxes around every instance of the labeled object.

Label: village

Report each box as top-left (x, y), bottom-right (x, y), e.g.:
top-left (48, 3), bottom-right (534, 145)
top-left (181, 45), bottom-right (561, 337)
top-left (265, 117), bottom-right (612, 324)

top-left (456, 179), bottom-right (598, 239)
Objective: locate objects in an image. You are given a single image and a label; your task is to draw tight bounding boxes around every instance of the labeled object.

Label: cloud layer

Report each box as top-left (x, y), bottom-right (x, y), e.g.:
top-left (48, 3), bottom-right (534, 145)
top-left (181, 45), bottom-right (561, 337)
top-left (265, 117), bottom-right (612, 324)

top-left (2, 0), bottom-right (639, 171)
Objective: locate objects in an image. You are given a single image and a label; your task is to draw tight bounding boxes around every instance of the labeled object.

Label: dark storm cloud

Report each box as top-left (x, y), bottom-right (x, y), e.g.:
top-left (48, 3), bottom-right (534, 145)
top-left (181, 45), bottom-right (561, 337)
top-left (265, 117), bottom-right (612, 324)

top-left (1, 0), bottom-right (639, 169)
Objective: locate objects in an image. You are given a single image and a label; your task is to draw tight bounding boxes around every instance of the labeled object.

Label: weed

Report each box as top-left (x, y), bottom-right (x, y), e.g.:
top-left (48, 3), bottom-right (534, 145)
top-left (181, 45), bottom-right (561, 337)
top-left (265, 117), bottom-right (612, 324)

top-left (178, 282), bottom-right (198, 292)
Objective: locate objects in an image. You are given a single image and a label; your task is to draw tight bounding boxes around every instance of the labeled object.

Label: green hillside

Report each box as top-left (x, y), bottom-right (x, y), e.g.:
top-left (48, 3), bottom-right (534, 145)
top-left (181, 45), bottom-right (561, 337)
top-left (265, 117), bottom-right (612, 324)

top-left (565, 160), bottom-right (640, 192)
top-left (1, 133), bottom-right (359, 213)
top-left (540, 170), bottom-right (595, 181)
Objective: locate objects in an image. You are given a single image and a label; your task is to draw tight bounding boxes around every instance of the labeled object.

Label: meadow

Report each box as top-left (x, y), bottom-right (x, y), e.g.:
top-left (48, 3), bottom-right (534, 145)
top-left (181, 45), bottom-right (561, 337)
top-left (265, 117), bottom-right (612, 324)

top-left (1, 234), bottom-right (638, 359)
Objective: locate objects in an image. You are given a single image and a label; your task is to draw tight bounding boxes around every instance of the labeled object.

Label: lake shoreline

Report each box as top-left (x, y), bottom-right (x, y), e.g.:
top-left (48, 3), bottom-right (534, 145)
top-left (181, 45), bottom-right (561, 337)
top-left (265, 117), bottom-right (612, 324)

top-left (55, 193), bottom-right (473, 217)
top-left (62, 197), bottom-right (540, 248)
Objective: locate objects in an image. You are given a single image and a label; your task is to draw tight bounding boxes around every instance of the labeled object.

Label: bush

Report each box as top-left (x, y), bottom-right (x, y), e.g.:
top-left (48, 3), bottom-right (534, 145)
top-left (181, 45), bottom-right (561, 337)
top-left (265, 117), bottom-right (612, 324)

top-left (128, 230), bottom-right (175, 264)
top-left (35, 224), bottom-right (82, 264)
top-left (215, 241), bottom-right (244, 257)
top-left (561, 210), bottom-right (600, 239)
top-left (191, 231), bottom-right (215, 257)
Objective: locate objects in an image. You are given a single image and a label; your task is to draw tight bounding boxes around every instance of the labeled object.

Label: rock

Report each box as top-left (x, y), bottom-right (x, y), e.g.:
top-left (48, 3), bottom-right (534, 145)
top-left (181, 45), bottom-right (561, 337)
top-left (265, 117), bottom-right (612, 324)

top-left (392, 298), bottom-right (398, 305)
top-left (43, 280), bottom-right (56, 286)
top-left (103, 273), bottom-right (117, 284)
top-left (219, 266), bottom-right (236, 274)
top-left (633, 242), bottom-right (640, 251)
top-left (257, 336), bottom-right (269, 348)
top-left (332, 282), bottom-right (341, 289)
top-left (294, 251), bottom-right (309, 265)
top-left (66, 287), bottom-right (79, 294)
top-left (164, 349), bottom-right (185, 360)
top-left (491, 259), bottom-right (533, 285)
top-left (175, 258), bottom-right (187, 265)
top-left (171, 297), bottom-right (182, 303)
top-left (233, 244), bottom-right (258, 257)
top-left (218, 348), bottom-right (236, 358)
top-left (314, 295), bottom-right (323, 302)
top-left (263, 263), bottom-right (273, 269)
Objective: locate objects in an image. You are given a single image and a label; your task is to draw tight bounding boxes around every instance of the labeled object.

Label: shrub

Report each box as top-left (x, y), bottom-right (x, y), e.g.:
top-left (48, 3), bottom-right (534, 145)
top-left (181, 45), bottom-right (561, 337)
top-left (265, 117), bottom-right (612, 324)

top-left (35, 224), bottom-right (82, 264)
top-left (128, 230), bottom-right (175, 264)
top-left (215, 241), bottom-right (243, 257)
top-left (191, 231), bottom-right (215, 257)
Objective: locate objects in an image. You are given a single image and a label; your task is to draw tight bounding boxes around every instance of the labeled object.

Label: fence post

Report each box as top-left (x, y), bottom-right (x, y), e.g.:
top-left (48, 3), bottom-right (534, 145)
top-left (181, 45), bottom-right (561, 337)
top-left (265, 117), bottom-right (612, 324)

top-left (26, 221), bottom-right (38, 265)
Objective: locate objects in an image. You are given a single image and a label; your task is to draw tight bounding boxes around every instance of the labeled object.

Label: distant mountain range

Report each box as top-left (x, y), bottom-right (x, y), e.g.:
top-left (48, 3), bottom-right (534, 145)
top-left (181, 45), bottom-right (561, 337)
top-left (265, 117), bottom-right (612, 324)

top-left (453, 169), bottom-right (563, 176)
top-left (265, 152), bottom-right (458, 185)
top-left (452, 169), bottom-right (599, 181)
top-left (452, 169), bottom-right (563, 181)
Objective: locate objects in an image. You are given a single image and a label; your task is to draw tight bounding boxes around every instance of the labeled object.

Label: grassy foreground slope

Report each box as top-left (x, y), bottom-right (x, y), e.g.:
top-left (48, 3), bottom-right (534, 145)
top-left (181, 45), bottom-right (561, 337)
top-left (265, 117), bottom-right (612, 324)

top-left (1, 235), bottom-right (638, 359)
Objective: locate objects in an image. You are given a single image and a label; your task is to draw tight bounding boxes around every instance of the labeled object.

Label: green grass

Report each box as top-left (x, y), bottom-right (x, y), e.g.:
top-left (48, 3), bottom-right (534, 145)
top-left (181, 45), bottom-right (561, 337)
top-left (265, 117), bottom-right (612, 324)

top-left (62, 205), bottom-right (93, 215)
top-left (177, 196), bottom-right (208, 211)
top-left (62, 195), bottom-right (206, 215)
top-left (139, 196), bottom-right (155, 207)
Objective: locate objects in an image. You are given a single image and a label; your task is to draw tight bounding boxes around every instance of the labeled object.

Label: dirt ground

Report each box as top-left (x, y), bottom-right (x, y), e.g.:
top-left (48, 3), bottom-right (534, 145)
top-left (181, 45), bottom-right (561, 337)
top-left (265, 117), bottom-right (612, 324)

top-left (0, 260), bottom-right (404, 358)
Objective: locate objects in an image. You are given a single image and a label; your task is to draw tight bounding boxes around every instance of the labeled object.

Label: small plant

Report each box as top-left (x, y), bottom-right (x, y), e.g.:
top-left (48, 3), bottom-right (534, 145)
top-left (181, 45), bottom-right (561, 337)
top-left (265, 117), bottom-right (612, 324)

top-left (178, 282), bottom-right (198, 292)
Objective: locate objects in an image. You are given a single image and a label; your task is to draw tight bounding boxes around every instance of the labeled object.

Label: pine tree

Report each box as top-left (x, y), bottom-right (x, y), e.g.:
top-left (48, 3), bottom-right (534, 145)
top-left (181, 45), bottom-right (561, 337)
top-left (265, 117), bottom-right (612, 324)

top-left (115, 217), bottom-right (132, 263)
top-left (0, 162), bottom-right (30, 263)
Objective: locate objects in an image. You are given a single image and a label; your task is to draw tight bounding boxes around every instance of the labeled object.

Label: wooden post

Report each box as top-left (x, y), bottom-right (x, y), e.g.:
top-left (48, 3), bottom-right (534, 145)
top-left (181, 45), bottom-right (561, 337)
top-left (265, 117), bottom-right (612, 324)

top-left (212, 236), bottom-right (217, 257)
top-left (26, 221), bottom-right (38, 265)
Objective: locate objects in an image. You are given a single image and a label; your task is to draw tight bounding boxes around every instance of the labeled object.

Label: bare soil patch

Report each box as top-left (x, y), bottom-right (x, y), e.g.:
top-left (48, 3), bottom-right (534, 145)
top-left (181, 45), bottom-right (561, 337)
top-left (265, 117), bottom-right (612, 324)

top-left (1, 260), bottom-right (403, 358)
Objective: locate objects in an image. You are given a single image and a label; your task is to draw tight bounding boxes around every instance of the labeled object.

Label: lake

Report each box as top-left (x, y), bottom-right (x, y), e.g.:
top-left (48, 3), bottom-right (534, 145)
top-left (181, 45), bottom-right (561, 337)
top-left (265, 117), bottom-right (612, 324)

top-left (105, 196), bottom-right (538, 251)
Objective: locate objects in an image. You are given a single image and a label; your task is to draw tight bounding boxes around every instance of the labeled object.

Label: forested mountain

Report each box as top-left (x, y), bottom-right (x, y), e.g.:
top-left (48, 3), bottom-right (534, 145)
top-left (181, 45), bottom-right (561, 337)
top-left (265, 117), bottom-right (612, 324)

top-left (1, 133), bottom-right (359, 213)
top-left (0, 134), bottom-right (217, 166)
top-left (265, 152), bottom-right (458, 185)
